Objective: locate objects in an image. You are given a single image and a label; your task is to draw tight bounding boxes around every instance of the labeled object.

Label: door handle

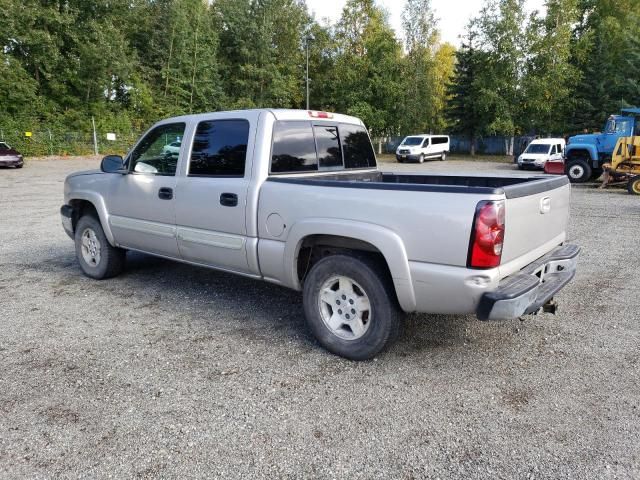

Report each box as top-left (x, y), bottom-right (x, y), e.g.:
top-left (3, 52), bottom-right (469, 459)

top-left (158, 187), bottom-right (173, 200)
top-left (220, 192), bottom-right (238, 207)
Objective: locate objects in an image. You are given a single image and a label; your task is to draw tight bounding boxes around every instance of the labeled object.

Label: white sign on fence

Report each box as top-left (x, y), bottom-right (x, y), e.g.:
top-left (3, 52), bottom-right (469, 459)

top-left (106, 133), bottom-right (116, 141)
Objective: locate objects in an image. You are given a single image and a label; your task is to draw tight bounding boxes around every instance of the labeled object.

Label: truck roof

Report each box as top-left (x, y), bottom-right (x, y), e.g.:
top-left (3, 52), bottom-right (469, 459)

top-left (153, 109), bottom-right (364, 126)
top-left (621, 107), bottom-right (640, 116)
top-left (404, 134), bottom-right (449, 139)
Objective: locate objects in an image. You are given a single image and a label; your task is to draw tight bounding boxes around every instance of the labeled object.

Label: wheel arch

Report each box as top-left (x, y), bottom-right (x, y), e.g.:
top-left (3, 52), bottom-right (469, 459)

top-left (67, 193), bottom-right (116, 245)
top-left (565, 144), bottom-right (597, 162)
top-left (284, 219), bottom-right (417, 312)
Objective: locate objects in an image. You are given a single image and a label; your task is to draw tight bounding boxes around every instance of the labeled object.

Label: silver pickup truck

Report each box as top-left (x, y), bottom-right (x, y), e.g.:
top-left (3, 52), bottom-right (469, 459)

top-left (61, 109), bottom-right (579, 360)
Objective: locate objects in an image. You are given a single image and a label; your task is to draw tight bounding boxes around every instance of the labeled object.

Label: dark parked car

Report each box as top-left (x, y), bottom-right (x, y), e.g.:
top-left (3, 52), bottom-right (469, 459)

top-left (0, 141), bottom-right (24, 168)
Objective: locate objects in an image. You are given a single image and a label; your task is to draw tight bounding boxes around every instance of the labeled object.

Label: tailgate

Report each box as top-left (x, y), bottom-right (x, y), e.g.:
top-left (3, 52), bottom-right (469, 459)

top-left (500, 177), bottom-right (571, 264)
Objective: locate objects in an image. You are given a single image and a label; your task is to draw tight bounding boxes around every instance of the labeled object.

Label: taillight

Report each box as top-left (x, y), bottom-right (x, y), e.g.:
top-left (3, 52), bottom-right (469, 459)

top-left (308, 110), bottom-right (333, 119)
top-left (468, 200), bottom-right (505, 269)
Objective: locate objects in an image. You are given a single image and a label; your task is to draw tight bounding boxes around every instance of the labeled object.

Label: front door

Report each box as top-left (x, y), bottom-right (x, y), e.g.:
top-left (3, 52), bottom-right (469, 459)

top-left (105, 122), bottom-right (186, 258)
top-left (175, 118), bottom-right (253, 274)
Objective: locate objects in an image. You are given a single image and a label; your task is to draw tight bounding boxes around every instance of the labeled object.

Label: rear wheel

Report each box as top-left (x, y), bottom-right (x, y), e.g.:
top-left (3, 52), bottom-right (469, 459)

top-left (440, 152), bottom-right (447, 161)
top-left (628, 176), bottom-right (640, 195)
top-left (302, 254), bottom-right (402, 360)
top-left (75, 214), bottom-right (125, 279)
top-left (566, 158), bottom-right (592, 183)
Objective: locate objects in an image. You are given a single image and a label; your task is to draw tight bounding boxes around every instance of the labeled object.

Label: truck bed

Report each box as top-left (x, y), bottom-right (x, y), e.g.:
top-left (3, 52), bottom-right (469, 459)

top-left (268, 171), bottom-right (569, 199)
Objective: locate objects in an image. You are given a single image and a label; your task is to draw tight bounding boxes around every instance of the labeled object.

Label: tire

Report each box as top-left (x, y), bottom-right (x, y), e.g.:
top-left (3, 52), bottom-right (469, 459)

top-left (517, 164), bottom-right (524, 170)
top-left (15, 164), bottom-right (23, 169)
top-left (440, 152), bottom-right (447, 161)
top-left (302, 254), bottom-right (402, 360)
top-left (566, 158), bottom-right (592, 183)
top-left (74, 214), bottom-right (125, 279)
top-left (418, 154), bottom-right (424, 164)
top-left (628, 176), bottom-right (640, 195)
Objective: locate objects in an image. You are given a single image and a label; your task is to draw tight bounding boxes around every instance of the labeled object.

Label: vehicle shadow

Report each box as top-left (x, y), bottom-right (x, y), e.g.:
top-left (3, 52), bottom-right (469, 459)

top-left (119, 251), bottom-right (472, 358)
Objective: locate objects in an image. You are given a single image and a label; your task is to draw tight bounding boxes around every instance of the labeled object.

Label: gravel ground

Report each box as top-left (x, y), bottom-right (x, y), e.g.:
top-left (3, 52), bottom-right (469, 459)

top-left (0, 157), bottom-right (639, 479)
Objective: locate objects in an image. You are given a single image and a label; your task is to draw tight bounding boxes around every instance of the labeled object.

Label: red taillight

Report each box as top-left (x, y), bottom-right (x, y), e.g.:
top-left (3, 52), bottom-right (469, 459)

top-left (468, 200), bottom-right (505, 269)
top-left (308, 110), bottom-right (333, 119)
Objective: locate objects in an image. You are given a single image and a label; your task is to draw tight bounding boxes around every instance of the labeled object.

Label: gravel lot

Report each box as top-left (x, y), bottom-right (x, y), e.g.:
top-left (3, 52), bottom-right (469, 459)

top-left (1, 157), bottom-right (638, 479)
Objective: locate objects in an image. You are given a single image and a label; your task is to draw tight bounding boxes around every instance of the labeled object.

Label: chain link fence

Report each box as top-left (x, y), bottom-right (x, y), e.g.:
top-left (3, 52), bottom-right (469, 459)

top-left (0, 128), bottom-right (142, 157)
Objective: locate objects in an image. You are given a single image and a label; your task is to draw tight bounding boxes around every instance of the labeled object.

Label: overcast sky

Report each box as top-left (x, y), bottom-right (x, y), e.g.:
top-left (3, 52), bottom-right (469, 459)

top-left (306, 0), bottom-right (546, 46)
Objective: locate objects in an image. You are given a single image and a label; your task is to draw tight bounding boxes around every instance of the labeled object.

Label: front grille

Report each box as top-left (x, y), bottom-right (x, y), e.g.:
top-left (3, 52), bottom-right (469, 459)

top-left (399, 149), bottom-right (410, 154)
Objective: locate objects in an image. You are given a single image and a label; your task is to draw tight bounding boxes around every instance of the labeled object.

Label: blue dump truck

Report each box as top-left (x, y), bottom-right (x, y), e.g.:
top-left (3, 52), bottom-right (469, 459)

top-left (565, 108), bottom-right (640, 183)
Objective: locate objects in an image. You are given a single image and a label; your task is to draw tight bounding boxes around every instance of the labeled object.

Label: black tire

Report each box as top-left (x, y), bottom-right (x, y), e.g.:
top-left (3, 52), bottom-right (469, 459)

top-left (566, 158), bottom-right (592, 183)
top-left (628, 176), bottom-right (640, 195)
top-left (15, 164), bottom-right (23, 169)
top-left (75, 214), bottom-right (125, 279)
top-left (517, 164), bottom-right (524, 170)
top-left (397, 158), bottom-right (403, 163)
top-left (440, 152), bottom-right (447, 161)
top-left (302, 254), bottom-right (402, 360)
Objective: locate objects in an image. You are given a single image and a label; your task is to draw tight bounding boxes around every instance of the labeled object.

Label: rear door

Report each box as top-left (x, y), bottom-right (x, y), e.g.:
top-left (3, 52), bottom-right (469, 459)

top-left (174, 115), bottom-right (255, 274)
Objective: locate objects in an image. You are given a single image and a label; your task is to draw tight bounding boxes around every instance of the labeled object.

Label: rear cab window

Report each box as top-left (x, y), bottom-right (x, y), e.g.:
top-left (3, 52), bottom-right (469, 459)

top-left (270, 121), bottom-right (376, 174)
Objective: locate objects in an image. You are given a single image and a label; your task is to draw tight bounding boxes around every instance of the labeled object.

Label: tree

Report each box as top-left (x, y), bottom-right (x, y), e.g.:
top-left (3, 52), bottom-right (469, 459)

top-left (334, 0), bottom-right (404, 136)
top-left (521, 0), bottom-right (580, 135)
top-left (446, 27), bottom-right (490, 155)
top-left (569, 0), bottom-right (640, 131)
top-left (399, 0), bottom-right (439, 133)
top-left (215, 0), bottom-right (308, 109)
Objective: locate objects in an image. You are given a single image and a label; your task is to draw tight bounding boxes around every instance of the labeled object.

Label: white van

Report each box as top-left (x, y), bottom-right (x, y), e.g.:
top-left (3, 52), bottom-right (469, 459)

top-left (396, 135), bottom-right (450, 163)
top-left (517, 138), bottom-right (566, 170)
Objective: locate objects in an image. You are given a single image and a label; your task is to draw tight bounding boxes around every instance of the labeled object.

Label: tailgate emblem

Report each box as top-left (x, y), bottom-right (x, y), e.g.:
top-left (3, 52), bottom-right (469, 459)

top-left (540, 197), bottom-right (551, 214)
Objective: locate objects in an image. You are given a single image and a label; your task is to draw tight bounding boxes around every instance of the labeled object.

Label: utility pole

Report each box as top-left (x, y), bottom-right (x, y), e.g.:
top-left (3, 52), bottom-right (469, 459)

top-left (91, 116), bottom-right (98, 155)
top-left (306, 37), bottom-right (310, 110)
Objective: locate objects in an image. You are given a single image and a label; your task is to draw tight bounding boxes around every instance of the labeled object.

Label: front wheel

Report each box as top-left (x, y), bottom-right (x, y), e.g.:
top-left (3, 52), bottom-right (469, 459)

top-left (75, 214), bottom-right (125, 279)
top-left (628, 176), bottom-right (640, 195)
top-left (418, 154), bottom-right (424, 164)
top-left (566, 158), bottom-right (592, 183)
top-left (302, 254), bottom-right (402, 360)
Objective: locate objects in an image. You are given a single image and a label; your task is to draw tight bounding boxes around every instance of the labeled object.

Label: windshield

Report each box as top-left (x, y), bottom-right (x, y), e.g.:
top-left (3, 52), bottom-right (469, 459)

top-left (401, 137), bottom-right (424, 146)
top-left (524, 144), bottom-right (551, 154)
top-left (0, 142), bottom-right (10, 151)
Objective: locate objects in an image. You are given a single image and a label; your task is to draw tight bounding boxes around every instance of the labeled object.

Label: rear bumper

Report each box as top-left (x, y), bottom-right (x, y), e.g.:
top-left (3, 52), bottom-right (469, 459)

top-left (477, 244), bottom-right (580, 320)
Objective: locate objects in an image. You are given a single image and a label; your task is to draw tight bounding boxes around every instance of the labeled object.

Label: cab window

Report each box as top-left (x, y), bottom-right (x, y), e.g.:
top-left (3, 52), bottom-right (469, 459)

top-left (314, 125), bottom-right (342, 169)
top-left (189, 119), bottom-right (250, 177)
top-left (339, 124), bottom-right (376, 169)
top-left (130, 123), bottom-right (186, 175)
top-left (271, 121), bottom-right (318, 173)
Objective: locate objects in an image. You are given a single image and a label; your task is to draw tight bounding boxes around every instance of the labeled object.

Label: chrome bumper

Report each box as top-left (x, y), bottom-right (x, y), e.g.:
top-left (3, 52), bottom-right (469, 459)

top-left (477, 244), bottom-right (580, 321)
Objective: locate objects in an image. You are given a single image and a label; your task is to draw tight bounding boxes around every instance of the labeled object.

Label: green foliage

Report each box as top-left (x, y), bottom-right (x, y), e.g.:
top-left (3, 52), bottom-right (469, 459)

top-left (0, 0), bottom-right (638, 156)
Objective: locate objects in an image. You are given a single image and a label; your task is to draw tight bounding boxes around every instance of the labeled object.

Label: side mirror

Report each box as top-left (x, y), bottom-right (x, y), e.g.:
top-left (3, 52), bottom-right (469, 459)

top-left (100, 155), bottom-right (127, 174)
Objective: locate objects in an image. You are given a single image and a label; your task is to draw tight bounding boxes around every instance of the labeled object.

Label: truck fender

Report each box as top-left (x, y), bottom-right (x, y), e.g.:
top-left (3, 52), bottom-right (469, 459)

top-left (284, 218), bottom-right (417, 312)
top-left (565, 144), bottom-right (598, 163)
top-left (69, 191), bottom-right (116, 246)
